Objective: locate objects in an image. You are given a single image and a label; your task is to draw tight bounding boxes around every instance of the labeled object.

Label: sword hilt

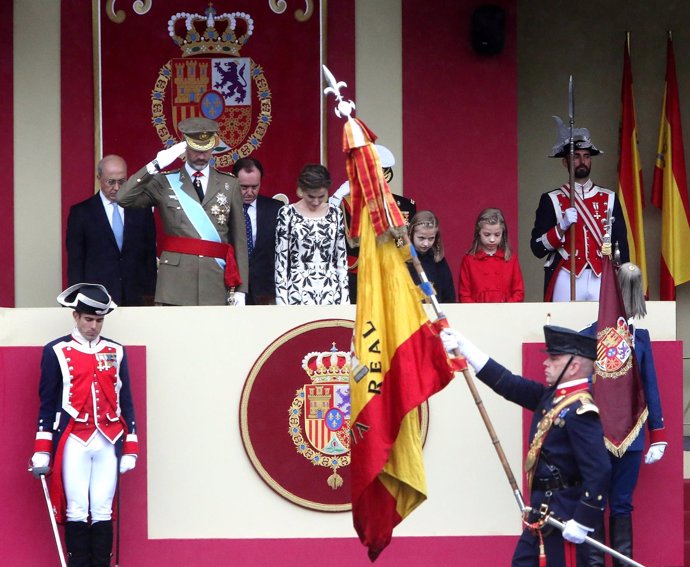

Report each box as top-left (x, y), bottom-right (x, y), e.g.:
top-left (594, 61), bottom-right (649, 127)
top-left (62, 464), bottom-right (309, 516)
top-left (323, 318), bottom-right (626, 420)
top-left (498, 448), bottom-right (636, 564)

top-left (28, 465), bottom-right (51, 478)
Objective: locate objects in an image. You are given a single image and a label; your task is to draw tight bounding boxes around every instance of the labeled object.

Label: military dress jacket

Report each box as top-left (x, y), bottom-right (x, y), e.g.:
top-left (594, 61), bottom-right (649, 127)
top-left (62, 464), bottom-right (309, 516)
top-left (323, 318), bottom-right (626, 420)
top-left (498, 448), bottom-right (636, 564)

top-left (530, 181), bottom-right (629, 299)
top-left (476, 358), bottom-right (610, 529)
top-left (118, 165), bottom-right (248, 305)
top-left (33, 333), bottom-right (138, 522)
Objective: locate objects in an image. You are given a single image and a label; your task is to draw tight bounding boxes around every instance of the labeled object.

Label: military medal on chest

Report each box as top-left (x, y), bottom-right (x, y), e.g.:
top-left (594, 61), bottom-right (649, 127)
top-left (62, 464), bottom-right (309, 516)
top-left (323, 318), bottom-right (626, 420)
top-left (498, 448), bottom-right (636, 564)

top-left (211, 192), bottom-right (230, 224)
top-left (96, 352), bottom-right (117, 372)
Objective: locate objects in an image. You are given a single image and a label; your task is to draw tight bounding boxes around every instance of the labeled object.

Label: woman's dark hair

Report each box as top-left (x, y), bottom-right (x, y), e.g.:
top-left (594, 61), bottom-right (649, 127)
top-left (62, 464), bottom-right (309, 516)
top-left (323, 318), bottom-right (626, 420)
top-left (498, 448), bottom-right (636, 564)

top-left (297, 164), bottom-right (332, 191)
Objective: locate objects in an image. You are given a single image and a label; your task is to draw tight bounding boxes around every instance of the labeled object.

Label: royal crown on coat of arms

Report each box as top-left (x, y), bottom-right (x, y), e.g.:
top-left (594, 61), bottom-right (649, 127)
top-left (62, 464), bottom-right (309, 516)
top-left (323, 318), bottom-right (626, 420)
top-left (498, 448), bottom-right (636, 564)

top-left (151, 4), bottom-right (272, 168)
top-left (168, 7), bottom-right (254, 57)
top-left (289, 344), bottom-right (351, 490)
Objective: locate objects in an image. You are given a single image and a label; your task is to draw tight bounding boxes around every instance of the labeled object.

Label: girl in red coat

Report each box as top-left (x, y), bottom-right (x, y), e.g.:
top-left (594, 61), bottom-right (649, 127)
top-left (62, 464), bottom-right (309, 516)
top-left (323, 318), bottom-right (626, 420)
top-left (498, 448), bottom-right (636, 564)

top-left (458, 208), bottom-right (524, 303)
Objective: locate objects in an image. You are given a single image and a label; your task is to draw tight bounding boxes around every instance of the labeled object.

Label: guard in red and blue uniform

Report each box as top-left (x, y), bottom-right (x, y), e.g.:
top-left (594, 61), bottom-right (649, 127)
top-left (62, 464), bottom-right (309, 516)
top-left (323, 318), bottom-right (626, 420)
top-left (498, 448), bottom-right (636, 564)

top-left (441, 325), bottom-right (611, 566)
top-left (31, 284), bottom-right (138, 567)
top-left (530, 118), bottom-right (629, 301)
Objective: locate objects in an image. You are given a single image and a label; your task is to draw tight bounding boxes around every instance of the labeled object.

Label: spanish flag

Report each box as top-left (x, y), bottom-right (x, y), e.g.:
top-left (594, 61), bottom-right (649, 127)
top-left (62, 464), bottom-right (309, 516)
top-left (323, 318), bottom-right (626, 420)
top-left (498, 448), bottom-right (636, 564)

top-left (618, 34), bottom-right (648, 294)
top-left (346, 118), bottom-right (456, 561)
top-left (651, 35), bottom-right (690, 300)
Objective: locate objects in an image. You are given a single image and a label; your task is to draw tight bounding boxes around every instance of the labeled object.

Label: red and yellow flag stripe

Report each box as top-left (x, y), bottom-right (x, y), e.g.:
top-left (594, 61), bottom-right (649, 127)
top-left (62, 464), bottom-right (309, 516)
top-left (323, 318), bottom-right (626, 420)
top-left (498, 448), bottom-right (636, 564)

top-left (651, 36), bottom-right (690, 300)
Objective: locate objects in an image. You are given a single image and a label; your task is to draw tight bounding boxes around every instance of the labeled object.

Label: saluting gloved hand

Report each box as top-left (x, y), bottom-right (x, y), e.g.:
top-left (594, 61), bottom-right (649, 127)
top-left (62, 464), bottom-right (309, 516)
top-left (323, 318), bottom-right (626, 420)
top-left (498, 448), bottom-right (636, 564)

top-left (562, 519), bottom-right (590, 544)
top-left (440, 328), bottom-right (489, 372)
top-left (31, 452), bottom-right (50, 470)
top-left (328, 181), bottom-right (350, 208)
top-left (146, 141), bottom-right (187, 174)
top-left (233, 292), bottom-right (246, 306)
top-left (559, 207), bottom-right (578, 232)
top-left (119, 454), bottom-right (137, 474)
top-left (645, 442), bottom-right (667, 464)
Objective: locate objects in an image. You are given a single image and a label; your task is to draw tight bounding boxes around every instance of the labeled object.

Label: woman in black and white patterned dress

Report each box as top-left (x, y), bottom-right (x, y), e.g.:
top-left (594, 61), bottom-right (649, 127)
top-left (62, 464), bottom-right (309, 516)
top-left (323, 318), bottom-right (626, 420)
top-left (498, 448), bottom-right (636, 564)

top-left (274, 164), bottom-right (349, 305)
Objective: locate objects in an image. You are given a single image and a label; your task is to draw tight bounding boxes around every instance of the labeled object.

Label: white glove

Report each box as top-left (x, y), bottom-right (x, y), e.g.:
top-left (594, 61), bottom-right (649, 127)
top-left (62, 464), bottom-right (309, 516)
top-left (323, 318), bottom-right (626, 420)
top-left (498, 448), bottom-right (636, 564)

top-left (147, 141), bottom-right (187, 174)
top-left (119, 454), bottom-right (137, 474)
top-left (31, 452), bottom-right (50, 470)
top-left (562, 519), bottom-right (590, 544)
top-left (645, 442), bottom-right (667, 464)
top-left (233, 291), bottom-right (246, 306)
top-left (559, 207), bottom-right (578, 232)
top-left (328, 181), bottom-right (350, 207)
top-left (440, 328), bottom-right (489, 372)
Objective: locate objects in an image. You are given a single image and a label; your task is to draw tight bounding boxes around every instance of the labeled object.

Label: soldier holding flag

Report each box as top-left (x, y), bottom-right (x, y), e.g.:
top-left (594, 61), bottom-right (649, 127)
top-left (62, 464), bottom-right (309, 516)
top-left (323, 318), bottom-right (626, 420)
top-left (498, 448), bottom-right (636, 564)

top-left (441, 325), bottom-right (611, 566)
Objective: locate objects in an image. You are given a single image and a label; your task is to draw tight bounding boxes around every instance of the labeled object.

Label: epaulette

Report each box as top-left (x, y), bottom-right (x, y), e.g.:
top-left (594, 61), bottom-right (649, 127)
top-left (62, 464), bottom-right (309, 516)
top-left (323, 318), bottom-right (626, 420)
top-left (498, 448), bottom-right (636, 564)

top-left (161, 168), bottom-right (181, 175)
top-left (213, 167), bottom-right (236, 177)
top-left (576, 402), bottom-right (600, 415)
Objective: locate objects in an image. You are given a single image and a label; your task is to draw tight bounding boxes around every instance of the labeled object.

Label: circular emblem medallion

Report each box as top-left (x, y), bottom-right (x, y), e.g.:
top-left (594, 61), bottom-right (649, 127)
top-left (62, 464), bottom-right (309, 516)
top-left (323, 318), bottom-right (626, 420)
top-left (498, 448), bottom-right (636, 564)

top-left (240, 319), bottom-right (429, 512)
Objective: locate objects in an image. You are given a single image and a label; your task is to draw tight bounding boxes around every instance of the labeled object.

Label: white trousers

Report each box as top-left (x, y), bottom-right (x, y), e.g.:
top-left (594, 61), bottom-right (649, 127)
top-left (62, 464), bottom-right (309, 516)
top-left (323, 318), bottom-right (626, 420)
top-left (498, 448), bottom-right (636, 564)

top-left (62, 431), bottom-right (117, 522)
top-left (552, 267), bottom-right (601, 302)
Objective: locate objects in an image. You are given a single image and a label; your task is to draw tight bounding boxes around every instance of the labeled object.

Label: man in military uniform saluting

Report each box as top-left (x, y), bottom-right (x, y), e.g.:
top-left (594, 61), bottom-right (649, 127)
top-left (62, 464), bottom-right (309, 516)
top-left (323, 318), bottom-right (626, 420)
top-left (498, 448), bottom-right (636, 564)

top-left (442, 325), bottom-right (610, 566)
top-left (118, 117), bottom-right (248, 306)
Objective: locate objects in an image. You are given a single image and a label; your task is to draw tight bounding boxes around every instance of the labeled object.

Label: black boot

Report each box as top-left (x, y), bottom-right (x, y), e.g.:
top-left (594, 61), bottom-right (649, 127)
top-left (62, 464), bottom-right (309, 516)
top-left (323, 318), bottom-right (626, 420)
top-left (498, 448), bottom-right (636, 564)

top-left (90, 520), bottom-right (114, 567)
top-left (610, 514), bottom-right (633, 567)
top-left (64, 521), bottom-right (91, 567)
top-left (585, 518), bottom-right (606, 567)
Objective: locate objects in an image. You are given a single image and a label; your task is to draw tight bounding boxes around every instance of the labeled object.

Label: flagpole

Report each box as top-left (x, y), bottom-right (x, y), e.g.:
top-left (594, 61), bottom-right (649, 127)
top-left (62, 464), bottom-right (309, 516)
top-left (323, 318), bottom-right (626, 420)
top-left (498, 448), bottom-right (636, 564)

top-left (568, 76), bottom-right (577, 301)
top-left (406, 239), bottom-right (526, 512)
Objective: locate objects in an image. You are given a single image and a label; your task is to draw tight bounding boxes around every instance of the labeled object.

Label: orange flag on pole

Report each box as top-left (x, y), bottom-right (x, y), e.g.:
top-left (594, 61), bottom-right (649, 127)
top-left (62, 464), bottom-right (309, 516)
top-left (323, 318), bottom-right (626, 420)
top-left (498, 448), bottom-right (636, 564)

top-left (617, 34), bottom-right (648, 294)
top-left (651, 34), bottom-right (690, 299)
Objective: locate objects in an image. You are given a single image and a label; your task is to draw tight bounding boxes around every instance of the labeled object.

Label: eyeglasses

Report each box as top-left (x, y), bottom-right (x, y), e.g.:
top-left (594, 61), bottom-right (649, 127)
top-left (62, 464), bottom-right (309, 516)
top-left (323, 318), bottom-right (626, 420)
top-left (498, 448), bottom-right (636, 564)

top-left (103, 178), bottom-right (127, 187)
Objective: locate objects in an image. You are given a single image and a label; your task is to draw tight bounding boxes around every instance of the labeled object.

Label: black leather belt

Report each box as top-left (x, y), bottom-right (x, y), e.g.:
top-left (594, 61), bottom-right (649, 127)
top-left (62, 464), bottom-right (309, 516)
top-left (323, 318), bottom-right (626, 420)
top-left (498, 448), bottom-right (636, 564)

top-left (532, 477), bottom-right (581, 491)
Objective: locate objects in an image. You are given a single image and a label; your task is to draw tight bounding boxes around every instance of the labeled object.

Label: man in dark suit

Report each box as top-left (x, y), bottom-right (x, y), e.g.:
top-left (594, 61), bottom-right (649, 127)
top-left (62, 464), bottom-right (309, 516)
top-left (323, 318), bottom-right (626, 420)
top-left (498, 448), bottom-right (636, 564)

top-left (66, 155), bottom-right (157, 306)
top-left (232, 157), bottom-right (283, 304)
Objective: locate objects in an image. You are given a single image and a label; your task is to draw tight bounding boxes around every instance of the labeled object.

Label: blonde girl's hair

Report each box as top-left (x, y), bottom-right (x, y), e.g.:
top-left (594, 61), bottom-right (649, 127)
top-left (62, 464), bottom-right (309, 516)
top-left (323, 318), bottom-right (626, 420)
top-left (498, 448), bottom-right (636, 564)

top-left (408, 210), bottom-right (445, 262)
top-left (468, 207), bottom-right (512, 259)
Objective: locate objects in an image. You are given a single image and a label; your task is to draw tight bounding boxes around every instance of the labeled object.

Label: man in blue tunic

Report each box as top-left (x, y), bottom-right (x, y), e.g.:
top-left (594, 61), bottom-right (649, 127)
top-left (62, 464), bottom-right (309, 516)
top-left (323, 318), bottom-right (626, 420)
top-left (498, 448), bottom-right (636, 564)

top-left (442, 325), bottom-right (611, 566)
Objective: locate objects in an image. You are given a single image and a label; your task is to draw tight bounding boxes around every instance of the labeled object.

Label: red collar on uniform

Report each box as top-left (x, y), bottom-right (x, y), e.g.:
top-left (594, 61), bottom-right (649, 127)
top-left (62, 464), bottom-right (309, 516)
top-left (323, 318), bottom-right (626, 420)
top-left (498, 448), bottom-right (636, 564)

top-left (555, 378), bottom-right (589, 398)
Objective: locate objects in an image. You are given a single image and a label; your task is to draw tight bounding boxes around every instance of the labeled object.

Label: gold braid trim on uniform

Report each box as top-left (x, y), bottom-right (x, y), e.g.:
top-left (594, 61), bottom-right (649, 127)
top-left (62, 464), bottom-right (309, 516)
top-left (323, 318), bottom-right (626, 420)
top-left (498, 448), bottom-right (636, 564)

top-left (525, 391), bottom-right (594, 492)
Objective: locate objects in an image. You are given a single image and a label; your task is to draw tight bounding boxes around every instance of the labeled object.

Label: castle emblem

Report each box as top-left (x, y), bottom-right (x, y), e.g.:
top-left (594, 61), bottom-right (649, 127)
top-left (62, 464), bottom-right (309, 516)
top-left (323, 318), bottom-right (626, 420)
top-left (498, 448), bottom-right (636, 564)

top-left (595, 316), bottom-right (634, 378)
top-left (289, 344), bottom-right (351, 490)
top-left (151, 5), bottom-right (272, 168)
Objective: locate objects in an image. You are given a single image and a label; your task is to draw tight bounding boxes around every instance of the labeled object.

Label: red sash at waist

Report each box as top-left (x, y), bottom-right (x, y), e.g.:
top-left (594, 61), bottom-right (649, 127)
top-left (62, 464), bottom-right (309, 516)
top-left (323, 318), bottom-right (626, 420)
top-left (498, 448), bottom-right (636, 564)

top-left (161, 235), bottom-right (241, 288)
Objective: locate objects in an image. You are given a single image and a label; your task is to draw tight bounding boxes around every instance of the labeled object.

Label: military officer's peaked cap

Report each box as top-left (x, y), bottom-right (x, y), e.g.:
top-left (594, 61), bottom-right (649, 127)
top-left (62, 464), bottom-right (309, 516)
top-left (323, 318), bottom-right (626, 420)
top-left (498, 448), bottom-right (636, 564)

top-left (57, 283), bottom-right (117, 315)
top-left (543, 325), bottom-right (597, 360)
top-left (178, 117), bottom-right (220, 152)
